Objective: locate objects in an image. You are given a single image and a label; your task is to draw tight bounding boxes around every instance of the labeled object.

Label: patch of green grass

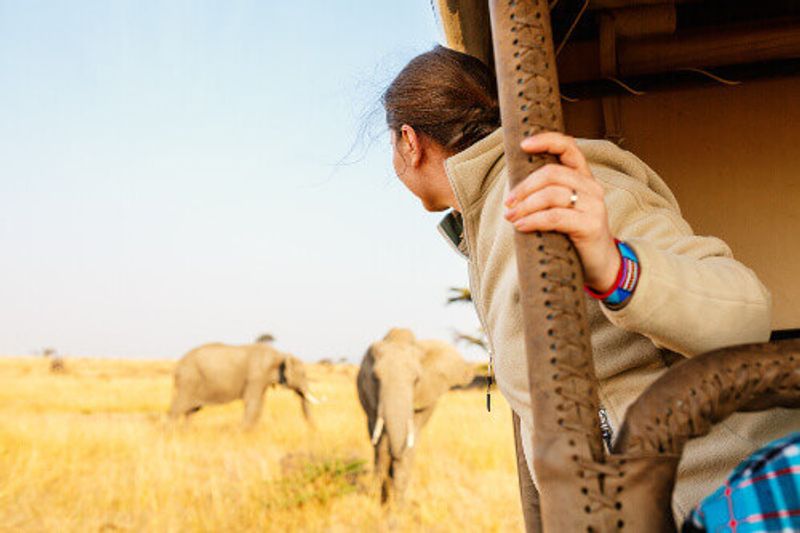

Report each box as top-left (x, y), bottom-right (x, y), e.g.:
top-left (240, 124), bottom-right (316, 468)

top-left (267, 455), bottom-right (368, 509)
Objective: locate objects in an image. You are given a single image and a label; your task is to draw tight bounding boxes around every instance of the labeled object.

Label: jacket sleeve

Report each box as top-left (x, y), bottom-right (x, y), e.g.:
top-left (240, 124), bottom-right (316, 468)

top-left (586, 144), bottom-right (772, 357)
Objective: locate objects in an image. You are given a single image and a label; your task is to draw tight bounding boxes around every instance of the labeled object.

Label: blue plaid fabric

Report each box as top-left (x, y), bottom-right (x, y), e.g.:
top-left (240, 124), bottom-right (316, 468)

top-left (683, 432), bottom-right (800, 533)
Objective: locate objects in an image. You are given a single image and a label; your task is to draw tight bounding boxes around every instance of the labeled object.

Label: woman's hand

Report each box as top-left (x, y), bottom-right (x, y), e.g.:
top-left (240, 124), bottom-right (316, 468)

top-left (504, 132), bottom-right (620, 293)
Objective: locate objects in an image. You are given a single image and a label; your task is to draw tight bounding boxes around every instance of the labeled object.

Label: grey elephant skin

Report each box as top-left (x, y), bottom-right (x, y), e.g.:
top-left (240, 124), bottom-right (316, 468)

top-left (356, 328), bottom-right (475, 503)
top-left (169, 343), bottom-right (317, 429)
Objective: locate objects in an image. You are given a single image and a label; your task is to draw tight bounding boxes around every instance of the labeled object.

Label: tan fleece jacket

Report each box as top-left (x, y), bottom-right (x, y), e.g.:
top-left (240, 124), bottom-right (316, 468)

top-left (438, 127), bottom-right (800, 522)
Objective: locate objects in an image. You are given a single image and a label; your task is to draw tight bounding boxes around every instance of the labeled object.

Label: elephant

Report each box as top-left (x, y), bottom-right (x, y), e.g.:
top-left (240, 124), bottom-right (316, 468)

top-left (356, 328), bottom-right (475, 503)
top-left (169, 342), bottom-right (319, 429)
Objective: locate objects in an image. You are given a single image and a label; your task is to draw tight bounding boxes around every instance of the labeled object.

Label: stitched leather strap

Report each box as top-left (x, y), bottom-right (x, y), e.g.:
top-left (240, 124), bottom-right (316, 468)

top-left (616, 339), bottom-right (800, 455)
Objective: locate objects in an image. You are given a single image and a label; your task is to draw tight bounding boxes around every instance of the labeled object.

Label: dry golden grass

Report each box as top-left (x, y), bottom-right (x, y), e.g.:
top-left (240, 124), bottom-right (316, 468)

top-left (0, 356), bottom-right (523, 532)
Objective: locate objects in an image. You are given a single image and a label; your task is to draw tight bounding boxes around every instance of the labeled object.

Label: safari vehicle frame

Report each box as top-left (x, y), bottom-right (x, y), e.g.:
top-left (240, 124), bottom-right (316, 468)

top-left (432, 1), bottom-right (800, 531)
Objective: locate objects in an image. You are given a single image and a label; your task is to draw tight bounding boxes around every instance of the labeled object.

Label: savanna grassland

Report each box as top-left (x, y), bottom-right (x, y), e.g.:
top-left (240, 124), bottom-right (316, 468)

top-left (0, 356), bottom-right (524, 532)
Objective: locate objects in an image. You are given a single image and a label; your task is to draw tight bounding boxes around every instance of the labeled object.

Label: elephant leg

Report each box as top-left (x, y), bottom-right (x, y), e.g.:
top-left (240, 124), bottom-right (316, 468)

top-left (242, 382), bottom-right (266, 430)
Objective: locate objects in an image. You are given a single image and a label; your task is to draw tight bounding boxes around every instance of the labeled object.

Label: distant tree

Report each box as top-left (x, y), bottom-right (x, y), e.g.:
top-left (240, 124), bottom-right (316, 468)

top-left (255, 333), bottom-right (275, 344)
top-left (446, 287), bottom-right (472, 304)
top-left (453, 330), bottom-right (488, 352)
top-left (42, 347), bottom-right (66, 373)
top-left (446, 287), bottom-right (488, 353)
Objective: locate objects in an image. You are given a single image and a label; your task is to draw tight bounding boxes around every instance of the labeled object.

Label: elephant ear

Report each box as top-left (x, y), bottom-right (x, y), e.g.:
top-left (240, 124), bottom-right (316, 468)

top-left (253, 343), bottom-right (284, 383)
top-left (277, 357), bottom-right (289, 385)
top-left (278, 355), bottom-right (302, 385)
top-left (413, 340), bottom-right (468, 410)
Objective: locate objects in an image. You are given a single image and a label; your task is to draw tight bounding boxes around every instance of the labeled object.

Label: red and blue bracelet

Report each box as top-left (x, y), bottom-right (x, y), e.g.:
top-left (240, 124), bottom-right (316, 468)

top-left (584, 240), bottom-right (640, 310)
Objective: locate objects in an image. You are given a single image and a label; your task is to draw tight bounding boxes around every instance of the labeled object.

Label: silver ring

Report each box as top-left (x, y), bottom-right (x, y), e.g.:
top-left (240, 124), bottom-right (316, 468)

top-left (569, 189), bottom-right (578, 209)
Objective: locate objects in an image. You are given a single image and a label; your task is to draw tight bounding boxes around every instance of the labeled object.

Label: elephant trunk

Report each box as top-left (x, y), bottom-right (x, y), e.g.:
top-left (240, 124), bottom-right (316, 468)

top-left (380, 380), bottom-right (414, 460)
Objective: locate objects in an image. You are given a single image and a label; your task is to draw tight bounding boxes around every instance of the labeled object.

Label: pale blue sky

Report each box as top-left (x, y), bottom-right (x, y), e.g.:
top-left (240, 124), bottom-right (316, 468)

top-left (0, 1), bottom-right (486, 361)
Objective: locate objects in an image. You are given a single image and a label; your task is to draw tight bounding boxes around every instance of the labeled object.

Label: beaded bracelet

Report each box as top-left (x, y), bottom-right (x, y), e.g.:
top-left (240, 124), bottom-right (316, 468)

top-left (584, 240), bottom-right (640, 310)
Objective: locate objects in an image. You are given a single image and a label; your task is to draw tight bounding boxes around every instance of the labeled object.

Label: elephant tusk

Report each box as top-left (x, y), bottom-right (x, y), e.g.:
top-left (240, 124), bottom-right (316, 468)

top-left (406, 419), bottom-right (415, 449)
top-left (305, 392), bottom-right (321, 405)
top-left (371, 416), bottom-right (384, 446)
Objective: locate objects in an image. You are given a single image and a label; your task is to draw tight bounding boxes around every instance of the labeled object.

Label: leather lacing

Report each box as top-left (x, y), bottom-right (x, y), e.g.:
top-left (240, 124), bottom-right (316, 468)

top-left (538, 237), bottom-right (600, 424)
top-left (508, 0), bottom-right (561, 142)
top-left (578, 457), bottom-right (625, 512)
top-left (538, 234), bottom-right (623, 521)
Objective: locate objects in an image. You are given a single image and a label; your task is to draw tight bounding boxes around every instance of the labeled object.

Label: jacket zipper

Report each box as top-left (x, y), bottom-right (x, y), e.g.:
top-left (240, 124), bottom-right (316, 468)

top-left (445, 164), bottom-right (497, 412)
top-left (468, 260), bottom-right (496, 412)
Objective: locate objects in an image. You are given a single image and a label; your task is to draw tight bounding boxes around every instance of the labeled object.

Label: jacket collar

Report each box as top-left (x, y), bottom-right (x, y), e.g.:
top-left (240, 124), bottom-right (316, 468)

top-left (445, 127), bottom-right (506, 214)
top-left (437, 127), bottom-right (506, 255)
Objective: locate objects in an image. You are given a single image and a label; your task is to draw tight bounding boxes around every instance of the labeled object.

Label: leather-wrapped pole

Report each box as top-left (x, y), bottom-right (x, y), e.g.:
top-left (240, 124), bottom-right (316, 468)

top-left (488, 1), bottom-right (609, 531)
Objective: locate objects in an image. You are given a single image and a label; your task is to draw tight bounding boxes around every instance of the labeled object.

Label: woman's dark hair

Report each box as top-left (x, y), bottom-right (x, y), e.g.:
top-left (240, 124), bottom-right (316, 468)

top-left (382, 45), bottom-right (500, 153)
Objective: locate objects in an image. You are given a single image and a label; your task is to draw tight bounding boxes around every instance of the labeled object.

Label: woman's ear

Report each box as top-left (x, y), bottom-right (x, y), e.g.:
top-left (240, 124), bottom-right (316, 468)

top-left (400, 124), bottom-right (422, 167)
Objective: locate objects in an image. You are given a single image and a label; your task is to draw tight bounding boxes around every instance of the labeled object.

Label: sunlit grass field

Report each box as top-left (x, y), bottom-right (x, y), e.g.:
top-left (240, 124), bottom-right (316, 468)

top-left (0, 356), bottom-right (523, 532)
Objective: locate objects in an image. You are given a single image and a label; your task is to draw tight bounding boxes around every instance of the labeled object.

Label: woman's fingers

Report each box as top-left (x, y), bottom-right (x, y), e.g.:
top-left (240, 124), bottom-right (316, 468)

top-left (506, 164), bottom-right (603, 208)
top-left (520, 132), bottom-right (591, 177)
top-left (511, 207), bottom-right (586, 234)
top-left (505, 185), bottom-right (585, 222)
top-left (512, 133), bottom-right (619, 291)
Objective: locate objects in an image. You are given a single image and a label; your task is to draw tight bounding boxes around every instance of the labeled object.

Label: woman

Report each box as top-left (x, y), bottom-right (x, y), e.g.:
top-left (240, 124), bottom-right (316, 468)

top-left (382, 45), bottom-right (800, 524)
